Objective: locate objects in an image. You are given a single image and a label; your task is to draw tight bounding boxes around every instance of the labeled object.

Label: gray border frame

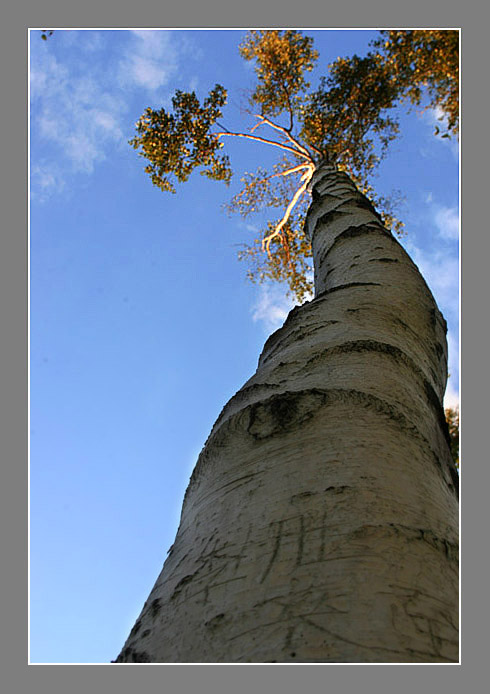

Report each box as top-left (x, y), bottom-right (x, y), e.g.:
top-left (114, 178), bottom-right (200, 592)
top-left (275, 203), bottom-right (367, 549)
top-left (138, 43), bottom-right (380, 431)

top-left (4, 0), bottom-right (487, 691)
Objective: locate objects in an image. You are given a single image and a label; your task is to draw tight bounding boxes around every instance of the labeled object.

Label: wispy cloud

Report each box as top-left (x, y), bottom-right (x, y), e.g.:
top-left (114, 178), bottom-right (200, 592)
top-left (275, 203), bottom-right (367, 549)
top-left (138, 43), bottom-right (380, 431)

top-left (30, 45), bottom-right (127, 192)
top-left (118, 31), bottom-right (179, 91)
top-left (30, 161), bottom-right (66, 201)
top-left (251, 284), bottom-right (297, 333)
top-left (407, 191), bottom-right (459, 310)
top-left (433, 205), bottom-right (459, 241)
top-left (30, 30), bottom-right (185, 200)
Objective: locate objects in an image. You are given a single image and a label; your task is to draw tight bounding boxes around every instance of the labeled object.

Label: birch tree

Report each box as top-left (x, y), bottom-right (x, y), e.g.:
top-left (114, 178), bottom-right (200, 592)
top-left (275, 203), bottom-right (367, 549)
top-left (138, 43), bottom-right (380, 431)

top-left (115, 30), bottom-right (459, 663)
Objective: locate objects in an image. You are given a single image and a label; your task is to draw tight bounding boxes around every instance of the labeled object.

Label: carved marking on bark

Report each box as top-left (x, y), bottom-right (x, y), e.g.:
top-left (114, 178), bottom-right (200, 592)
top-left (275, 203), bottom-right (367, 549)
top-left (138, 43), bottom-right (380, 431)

top-left (234, 524), bottom-right (252, 573)
top-left (259, 520), bottom-right (283, 583)
top-left (296, 616), bottom-right (455, 662)
top-left (359, 523), bottom-right (459, 562)
top-left (318, 510), bottom-right (327, 563)
top-left (296, 515), bottom-right (305, 567)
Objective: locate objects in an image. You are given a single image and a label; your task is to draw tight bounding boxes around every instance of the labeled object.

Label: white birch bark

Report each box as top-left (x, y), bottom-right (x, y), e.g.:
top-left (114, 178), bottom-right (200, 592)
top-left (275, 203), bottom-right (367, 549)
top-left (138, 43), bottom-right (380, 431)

top-left (115, 162), bottom-right (459, 663)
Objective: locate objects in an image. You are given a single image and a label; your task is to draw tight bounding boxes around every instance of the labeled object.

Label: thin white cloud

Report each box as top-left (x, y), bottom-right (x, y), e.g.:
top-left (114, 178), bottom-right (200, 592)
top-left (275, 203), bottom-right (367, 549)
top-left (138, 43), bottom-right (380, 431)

top-left (251, 284), bottom-right (297, 333)
top-left (30, 48), bottom-right (127, 186)
top-left (119, 30), bottom-right (179, 91)
top-left (409, 194), bottom-right (459, 297)
top-left (417, 193), bottom-right (459, 246)
top-left (31, 162), bottom-right (66, 201)
top-left (82, 31), bottom-right (104, 53)
top-left (30, 51), bottom-right (68, 101)
top-left (54, 29), bottom-right (105, 52)
top-left (434, 205), bottom-right (459, 241)
top-left (30, 31), bottom-right (188, 200)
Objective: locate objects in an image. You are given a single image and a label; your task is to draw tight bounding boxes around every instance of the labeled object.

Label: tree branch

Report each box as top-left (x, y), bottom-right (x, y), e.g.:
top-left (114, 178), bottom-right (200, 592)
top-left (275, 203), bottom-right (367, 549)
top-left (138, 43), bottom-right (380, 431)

top-left (215, 120), bottom-right (232, 134)
top-left (262, 164), bottom-right (315, 257)
top-left (282, 83), bottom-right (294, 132)
top-left (214, 130), bottom-right (311, 160)
top-left (250, 115), bottom-right (313, 160)
top-left (240, 163), bottom-right (311, 191)
top-left (270, 163), bottom-right (311, 178)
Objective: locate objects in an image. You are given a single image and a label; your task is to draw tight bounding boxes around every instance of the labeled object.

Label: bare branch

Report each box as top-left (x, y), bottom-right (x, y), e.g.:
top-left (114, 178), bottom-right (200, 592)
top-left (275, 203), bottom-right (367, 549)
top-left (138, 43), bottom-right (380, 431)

top-left (250, 119), bottom-right (266, 133)
top-left (215, 120), bottom-right (232, 134)
top-left (240, 163), bottom-right (311, 191)
top-left (308, 141), bottom-right (324, 158)
top-left (214, 130), bottom-right (311, 160)
top-left (270, 163), bottom-right (311, 178)
top-left (262, 164), bottom-right (315, 257)
top-left (251, 115), bottom-right (313, 160)
top-left (250, 163), bottom-right (312, 194)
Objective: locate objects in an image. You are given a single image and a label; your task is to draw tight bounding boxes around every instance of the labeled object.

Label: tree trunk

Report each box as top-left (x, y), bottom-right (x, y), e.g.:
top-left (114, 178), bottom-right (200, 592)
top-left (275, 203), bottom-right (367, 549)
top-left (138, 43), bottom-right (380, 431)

top-left (115, 162), bottom-right (459, 663)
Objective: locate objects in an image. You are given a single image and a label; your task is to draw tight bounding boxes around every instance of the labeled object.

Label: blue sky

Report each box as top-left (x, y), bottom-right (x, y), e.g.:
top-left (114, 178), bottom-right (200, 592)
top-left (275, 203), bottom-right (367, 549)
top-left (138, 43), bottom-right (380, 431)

top-left (29, 29), bottom-right (459, 664)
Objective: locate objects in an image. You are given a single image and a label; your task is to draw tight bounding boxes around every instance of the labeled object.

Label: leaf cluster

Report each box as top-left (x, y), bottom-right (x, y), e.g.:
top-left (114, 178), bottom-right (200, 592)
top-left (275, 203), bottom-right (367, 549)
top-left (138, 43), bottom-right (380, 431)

top-left (299, 53), bottom-right (400, 177)
top-left (372, 30), bottom-right (459, 136)
top-left (239, 30), bottom-right (318, 124)
top-left (129, 85), bottom-right (232, 193)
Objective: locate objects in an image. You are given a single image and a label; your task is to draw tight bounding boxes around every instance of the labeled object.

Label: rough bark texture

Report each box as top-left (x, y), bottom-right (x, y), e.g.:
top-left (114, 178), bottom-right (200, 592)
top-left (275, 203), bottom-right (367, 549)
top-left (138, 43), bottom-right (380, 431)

top-left (115, 163), bottom-right (459, 663)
